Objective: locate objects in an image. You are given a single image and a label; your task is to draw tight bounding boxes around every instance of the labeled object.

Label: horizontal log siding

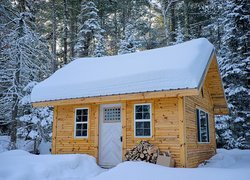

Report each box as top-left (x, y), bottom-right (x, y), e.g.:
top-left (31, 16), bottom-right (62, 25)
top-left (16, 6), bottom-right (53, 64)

top-left (125, 98), bottom-right (183, 167)
top-left (52, 104), bottom-right (99, 159)
top-left (52, 97), bottom-right (184, 167)
top-left (184, 81), bottom-right (217, 167)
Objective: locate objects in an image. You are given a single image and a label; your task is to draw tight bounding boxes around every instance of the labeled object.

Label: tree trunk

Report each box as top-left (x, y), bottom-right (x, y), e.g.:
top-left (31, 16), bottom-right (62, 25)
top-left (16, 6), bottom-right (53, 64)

top-left (184, 0), bottom-right (190, 40)
top-left (52, 0), bottom-right (57, 72)
top-left (169, 2), bottom-right (176, 43)
top-left (9, 0), bottom-right (25, 150)
top-left (63, 0), bottom-right (68, 64)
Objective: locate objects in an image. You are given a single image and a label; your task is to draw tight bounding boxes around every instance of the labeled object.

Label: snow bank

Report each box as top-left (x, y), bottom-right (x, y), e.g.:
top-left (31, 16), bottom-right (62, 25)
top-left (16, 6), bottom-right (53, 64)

top-left (0, 150), bottom-right (104, 180)
top-left (31, 38), bottom-right (214, 103)
top-left (91, 149), bottom-right (250, 180)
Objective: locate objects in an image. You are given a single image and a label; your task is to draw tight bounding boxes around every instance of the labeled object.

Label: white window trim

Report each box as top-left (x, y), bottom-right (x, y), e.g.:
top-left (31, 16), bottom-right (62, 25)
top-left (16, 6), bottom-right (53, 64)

top-left (74, 108), bottom-right (89, 138)
top-left (197, 108), bottom-right (210, 143)
top-left (134, 103), bottom-right (152, 138)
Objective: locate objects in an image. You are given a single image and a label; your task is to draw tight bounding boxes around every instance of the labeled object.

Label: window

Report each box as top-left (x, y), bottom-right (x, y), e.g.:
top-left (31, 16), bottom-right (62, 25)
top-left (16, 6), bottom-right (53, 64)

top-left (196, 108), bottom-right (209, 143)
top-left (104, 107), bottom-right (121, 122)
top-left (134, 104), bottom-right (152, 137)
top-left (75, 108), bottom-right (88, 137)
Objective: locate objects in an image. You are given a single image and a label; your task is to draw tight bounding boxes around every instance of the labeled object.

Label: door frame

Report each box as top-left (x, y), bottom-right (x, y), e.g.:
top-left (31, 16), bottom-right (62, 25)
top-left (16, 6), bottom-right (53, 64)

top-left (99, 103), bottom-right (123, 167)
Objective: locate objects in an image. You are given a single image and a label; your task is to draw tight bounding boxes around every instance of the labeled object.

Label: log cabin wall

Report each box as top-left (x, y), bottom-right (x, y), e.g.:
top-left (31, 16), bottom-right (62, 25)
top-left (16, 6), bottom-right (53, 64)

top-left (51, 97), bottom-right (186, 167)
top-left (52, 104), bottom-right (99, 159)
top-left (184, 80), bottom-right (217, 168)
top-left (124, 97), bottom-right (184, 167)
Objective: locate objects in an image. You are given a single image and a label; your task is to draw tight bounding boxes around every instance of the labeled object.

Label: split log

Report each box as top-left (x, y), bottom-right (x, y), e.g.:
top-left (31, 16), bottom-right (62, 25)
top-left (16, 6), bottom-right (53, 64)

top-left (125, 141), bottom-right (159, 164)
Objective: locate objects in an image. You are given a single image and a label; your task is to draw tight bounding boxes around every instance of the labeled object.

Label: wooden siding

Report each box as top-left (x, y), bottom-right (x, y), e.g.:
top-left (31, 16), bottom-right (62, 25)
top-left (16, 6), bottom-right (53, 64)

top-left (200, 55), bottom-right (228, 115)
top-left (52, 104), bottom-right (99, 159)
top-left (52, 97), bottom-right (186, 167)
top-left (124, 98), bottom-right (184, 167)
top-left (184, 80), bottom-right (217, 168)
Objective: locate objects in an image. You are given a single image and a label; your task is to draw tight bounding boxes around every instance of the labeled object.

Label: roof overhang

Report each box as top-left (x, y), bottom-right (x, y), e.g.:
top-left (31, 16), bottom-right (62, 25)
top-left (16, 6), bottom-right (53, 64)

top-left (197, 51), bottom-right (229, 115)
top-left (32, 88), bottom-right (199, 107)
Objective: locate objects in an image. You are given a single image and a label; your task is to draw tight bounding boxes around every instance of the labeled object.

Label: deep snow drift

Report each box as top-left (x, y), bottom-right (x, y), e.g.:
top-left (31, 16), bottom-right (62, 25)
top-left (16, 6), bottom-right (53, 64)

top-left (91, 149), bottom-right (250, 180)
top-left (0, 150), bottom-right (104, 180)
top-left (0, 149), bottom-right (249, 180)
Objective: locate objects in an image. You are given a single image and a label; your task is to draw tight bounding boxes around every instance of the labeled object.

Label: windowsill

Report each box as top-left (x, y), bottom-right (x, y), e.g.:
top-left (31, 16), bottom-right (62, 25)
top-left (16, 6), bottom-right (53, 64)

top-left (197, 142), bottom-right (210, 144)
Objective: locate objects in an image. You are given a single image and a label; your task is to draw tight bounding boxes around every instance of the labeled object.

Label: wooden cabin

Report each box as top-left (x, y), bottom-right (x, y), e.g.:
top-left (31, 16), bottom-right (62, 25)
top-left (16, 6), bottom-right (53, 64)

top-left (31, 38), bottom-right (228, 168)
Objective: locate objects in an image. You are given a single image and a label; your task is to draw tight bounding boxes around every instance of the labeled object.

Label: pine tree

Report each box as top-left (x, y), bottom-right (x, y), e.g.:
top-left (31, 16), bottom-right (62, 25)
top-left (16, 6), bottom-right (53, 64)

top-left (118, 24), bottom-right (140, 54)
top-left (216, 0), bottom-right (250, 149)
top-left (74, 1), bottom-right (104, 57)
top-left (0, 1), bottom-right (52, 149)
top-left (93, 34), bottom-right (106, 57)
top-left (174, 21), bottom-right (184, 44)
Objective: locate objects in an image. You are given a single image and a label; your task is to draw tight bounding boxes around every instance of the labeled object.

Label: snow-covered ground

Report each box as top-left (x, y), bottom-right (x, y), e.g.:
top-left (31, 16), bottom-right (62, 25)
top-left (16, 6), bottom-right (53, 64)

top-left (0, 150), bottom-right (105, 180)
top-left (0, 149), bottom-right (249, 180)
top-left (91, 149), bottom-right (250, 180)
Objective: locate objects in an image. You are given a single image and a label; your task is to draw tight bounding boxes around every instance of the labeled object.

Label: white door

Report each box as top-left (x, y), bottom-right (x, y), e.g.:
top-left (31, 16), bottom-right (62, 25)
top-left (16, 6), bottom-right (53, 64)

top-left (99, 104), bottom-right (122, 168)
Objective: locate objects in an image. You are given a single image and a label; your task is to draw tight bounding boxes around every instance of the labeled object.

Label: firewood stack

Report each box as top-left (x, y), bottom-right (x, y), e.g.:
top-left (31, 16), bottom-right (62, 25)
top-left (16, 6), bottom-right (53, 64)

top-left (125, 141), bottom-right (159, 163)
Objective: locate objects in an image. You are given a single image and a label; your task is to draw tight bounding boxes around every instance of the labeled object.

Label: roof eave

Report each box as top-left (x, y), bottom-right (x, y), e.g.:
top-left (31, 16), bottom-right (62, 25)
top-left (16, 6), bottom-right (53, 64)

top-left (32, 88), bottom-right (199, 107)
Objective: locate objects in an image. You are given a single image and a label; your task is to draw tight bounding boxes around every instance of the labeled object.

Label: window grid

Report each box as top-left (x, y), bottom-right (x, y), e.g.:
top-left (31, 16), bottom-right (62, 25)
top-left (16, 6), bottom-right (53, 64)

top-left (75, 108), bottom-right (88, 138)
top-left (104, 107), bottom-right (121, 122)
top-left (134, 104), bottom-right (152, 137)
top-left (197, 108), bottom-right (209, 143)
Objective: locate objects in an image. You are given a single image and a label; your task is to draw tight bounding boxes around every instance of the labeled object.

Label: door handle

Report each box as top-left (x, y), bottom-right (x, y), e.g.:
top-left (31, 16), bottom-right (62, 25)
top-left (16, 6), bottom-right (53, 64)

top-left (120, 136), bottom-right (122, 142)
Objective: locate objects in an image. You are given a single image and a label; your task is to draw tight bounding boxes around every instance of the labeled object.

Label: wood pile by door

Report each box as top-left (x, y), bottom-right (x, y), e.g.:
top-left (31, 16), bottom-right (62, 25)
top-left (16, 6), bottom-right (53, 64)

top-left (125, 141), bottom-right (159, 163)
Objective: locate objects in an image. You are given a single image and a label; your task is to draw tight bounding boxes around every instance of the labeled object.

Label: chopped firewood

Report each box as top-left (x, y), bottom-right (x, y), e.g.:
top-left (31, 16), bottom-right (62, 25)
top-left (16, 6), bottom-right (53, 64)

top-left (125, 141), bottom-right (159, 163)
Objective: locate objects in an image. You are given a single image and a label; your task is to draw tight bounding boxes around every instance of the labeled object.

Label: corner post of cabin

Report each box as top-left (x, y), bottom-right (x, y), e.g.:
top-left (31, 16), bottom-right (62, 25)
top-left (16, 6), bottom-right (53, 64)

top-left (52, 106), bottom-right (58, 154)
top-left (121, 102), bottom-right (127, 161)
top-left (178, 97), bottom-right (187, 167)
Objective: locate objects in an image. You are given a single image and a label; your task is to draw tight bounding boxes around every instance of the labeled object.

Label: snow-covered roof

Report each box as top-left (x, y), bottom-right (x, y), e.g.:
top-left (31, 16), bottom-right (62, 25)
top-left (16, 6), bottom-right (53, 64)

top-left (31, 38), bottom-right (214, 103)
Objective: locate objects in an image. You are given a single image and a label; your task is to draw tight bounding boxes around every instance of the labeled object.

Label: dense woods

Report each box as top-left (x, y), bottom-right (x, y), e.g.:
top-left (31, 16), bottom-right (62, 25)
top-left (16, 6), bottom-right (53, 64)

top-left (0, 0), bottom-right (249, 151)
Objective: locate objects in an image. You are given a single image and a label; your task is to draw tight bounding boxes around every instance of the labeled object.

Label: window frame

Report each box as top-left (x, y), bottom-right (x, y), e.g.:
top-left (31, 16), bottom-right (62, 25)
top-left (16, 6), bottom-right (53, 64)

top-left (74, 108), bottom-right (89, 138)
top-left (134, 103), bottom-right (152, 138)
top-left (196, 108), bottom-right (210, 143)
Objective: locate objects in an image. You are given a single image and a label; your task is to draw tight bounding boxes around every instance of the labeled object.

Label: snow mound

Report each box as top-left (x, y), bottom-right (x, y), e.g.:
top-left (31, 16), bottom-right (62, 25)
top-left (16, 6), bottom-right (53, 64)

top-left (31, 38), bottom-right (214, 103)
top-left (0, 150), bottom-right (104, 180)
top-left (91, 149), bottom-right (250, 180)
top-left (200, 149), bottom-right (250, 169)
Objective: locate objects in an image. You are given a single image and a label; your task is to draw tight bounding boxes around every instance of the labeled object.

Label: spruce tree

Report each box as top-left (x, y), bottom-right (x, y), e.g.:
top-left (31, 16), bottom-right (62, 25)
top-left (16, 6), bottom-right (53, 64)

top-left (74, 1), bottom-right (104, 57)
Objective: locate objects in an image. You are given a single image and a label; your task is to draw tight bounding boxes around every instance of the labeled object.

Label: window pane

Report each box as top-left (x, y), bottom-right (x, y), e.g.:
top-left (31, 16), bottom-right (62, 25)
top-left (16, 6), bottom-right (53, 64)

top-left (135, 105), bottom-right (142, 112)
top-left (143, 113), bottom-right (150, 119)
top-left (144, 122), bottom-right (150, 128)
top-left (136, 122), bottom-right (144, 128)
top-left (82, 130), bottom-right (87, 136)
top-left (142, 105), bottom-right (150, 112)
top-left (76, 116), bottom-right (82, 122)
top-left (76, 130), bottom-right (81, 136)
top-left (83, 123), bottom-right (87, 130)
top-left (76, 124), bottom-right (83, 130)
top-left (76, 110), bottom-right (82, 116)
top-left (144, 129), bottom-right (151, 136)
top-left (198, 110), bottom-right (209, 142)
top-left (82, 115), bottom-right (88, 122)
top-left (136, 129), bottom-right (143, 136)
top-left (136, 113), bottom-right (142, 119)
top-left (82, 109), bottom-right (88, 115)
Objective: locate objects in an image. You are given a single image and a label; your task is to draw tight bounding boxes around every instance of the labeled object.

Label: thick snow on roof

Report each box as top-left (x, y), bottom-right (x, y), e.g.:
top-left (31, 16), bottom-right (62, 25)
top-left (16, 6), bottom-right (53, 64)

top-left (31, 38), bottom-right (214, 103)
